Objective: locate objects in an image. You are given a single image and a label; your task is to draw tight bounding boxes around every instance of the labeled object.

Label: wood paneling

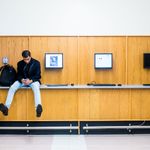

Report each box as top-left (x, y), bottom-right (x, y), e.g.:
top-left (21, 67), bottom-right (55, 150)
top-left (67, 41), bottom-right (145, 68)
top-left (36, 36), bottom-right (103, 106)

top-left (78, 89), bottom-right (131, 121)
top-left (29, 37), bottom-right (78, 84)
top-left (78, 90), bottom-right (90, 120)
top-left (0, 90), bottom-right (27, 120)
top-left (131, 89), bottom-right (150, 120)
top-left (127, 37), bottom-right (150, 84)
top-left (0, 37), bottom-right (28, 68)
top-left (0, 36), bottom-right (150, 121)
top-left (27, 90), bottom-right (78, 120)
top-left (0, 90), bottom-right (8, 120)
top-left (78, 37), bottom-right (126, 84)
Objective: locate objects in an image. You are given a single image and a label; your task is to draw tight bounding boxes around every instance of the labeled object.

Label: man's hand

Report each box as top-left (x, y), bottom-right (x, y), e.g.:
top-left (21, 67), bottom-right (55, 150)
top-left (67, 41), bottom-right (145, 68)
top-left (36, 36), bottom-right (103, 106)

top-left (21, 79), bottom-right (33, 85)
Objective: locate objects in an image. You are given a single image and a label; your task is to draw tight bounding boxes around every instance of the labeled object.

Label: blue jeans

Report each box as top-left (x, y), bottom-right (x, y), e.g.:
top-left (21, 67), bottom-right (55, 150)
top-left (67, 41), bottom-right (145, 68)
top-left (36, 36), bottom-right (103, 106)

top-left (5, 81), bottom-right (41, 109)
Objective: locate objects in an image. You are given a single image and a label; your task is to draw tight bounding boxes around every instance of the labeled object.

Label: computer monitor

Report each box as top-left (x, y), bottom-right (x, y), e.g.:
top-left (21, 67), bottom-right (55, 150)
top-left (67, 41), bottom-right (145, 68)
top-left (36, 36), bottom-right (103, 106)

top-left (94, 53), bottom-right (113, 69)
top-left (45, 53), bottom-right (63, 69)
top-left (144, 53), bottom-right (150, 69)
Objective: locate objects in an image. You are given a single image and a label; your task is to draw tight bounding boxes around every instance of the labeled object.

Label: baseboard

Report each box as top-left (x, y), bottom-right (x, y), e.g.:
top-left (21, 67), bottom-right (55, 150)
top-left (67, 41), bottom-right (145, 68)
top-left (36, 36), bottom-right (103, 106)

top-left (0, 121), bottom-right (78, 134)
top-left (1, 121), bottom-right (150, 134)
top-left (80, 121), bottom-right (150, 134)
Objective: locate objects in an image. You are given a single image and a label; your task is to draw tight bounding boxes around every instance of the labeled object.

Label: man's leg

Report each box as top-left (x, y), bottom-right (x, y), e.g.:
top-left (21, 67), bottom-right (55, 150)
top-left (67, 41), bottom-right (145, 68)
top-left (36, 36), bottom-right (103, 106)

top-left (0, 81), bottom-right (22, 116)
top-left (5, 81), bottom-right (22, 108)
top-left (30, 81), bottom-right (42, 117)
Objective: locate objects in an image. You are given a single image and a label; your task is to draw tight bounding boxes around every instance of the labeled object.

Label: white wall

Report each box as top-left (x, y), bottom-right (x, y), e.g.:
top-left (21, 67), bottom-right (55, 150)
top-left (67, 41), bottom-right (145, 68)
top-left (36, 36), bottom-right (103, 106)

top-left (0, 0), bottom-right (150, 35)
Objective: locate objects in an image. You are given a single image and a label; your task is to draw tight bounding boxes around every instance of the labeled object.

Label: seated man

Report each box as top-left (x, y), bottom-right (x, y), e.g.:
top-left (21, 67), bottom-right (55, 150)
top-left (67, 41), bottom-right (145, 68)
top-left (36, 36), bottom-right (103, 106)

top-left (0, 50), bottom-right (43, 117)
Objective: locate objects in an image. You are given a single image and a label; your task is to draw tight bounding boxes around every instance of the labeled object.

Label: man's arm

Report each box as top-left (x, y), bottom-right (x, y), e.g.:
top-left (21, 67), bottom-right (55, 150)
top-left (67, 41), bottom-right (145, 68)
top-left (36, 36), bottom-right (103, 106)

top-left (30, 61), bottom-right (41, 82)
top-left (17, 62), bottom-right (24, 83)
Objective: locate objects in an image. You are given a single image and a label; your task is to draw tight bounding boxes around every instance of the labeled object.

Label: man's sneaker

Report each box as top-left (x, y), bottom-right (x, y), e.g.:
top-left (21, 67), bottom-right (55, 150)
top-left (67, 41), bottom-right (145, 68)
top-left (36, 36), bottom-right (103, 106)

top-left (36, 104), bottom-right (43, 117)
top-left (0, 103), bottom-right (8, 116)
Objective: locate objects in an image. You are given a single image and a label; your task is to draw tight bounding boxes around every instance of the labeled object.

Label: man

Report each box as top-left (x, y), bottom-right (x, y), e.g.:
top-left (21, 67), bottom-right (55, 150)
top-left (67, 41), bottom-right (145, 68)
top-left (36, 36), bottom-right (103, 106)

top-left (0, 50), bottom-right (43, 117)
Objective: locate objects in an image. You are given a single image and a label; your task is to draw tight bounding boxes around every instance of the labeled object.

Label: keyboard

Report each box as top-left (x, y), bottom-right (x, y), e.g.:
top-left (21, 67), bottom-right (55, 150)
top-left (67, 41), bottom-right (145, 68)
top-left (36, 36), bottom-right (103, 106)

top-left (143, 84), bottom-right (150, 86)
top-left (92, 84), bottom-right (116, 86)
top-left (46, 84), bottom-right (68, 87)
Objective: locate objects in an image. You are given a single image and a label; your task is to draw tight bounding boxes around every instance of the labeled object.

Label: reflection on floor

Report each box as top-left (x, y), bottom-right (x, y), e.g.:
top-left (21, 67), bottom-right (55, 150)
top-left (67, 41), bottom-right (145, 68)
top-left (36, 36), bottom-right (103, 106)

top-left (0, 134), bottom-right (150, 150)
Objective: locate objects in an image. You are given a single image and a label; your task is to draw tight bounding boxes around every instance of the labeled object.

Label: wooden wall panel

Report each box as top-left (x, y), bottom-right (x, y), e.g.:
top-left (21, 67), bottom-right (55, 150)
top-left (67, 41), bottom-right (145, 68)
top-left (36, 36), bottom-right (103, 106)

top-left (141, 90), bottom-right (150, 120)
top-left (27, 90), bottom-right (78, 121)
top-left (78, 37), bottom-right (126, 84)
top-left (119, 90), bottom-right (131, 120)
top-left (29, 37), bottom-right (78, 84)
top-left (131, 89), bottom-right (150, 120)
top-left (0, 90), bottom-right (8, 120)
top-left (0, 37), bottom-right (29, 68)
top-left (127, 37), bottom-right (150, 84)
top-left (0, 90), bottom-right (27, 121)
top-left (78, 90), bottom-right (90, 120)
top-left (78, 89), bottom-right (131, 121)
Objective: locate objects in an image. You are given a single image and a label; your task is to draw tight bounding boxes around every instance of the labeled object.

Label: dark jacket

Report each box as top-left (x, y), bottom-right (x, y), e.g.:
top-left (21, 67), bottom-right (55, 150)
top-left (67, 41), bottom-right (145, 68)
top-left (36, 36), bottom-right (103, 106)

top-left (17, 58), bottom-right (41, 84)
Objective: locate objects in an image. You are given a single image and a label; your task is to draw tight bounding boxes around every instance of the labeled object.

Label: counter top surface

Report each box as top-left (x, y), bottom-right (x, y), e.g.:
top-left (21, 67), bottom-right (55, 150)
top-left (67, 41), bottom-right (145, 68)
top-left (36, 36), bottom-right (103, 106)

top-left (0, 84), bottom-right (150, 89)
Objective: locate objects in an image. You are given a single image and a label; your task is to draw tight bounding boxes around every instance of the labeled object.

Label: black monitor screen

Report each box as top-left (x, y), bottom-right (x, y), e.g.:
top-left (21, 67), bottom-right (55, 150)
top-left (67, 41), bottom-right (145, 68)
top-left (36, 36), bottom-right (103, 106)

top-left (144, 53), bottom-right (150, 69)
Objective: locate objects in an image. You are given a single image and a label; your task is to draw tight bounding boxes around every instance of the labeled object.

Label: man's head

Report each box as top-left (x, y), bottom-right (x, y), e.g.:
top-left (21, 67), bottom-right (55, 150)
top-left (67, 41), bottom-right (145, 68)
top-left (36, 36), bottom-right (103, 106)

top-left (22, 50), bottom-right (31, 64)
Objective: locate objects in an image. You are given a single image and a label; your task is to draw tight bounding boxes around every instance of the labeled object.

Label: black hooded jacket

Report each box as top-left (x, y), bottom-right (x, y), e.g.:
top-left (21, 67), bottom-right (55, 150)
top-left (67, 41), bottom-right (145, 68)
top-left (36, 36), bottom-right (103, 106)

top-left (17, 58), bottom-right (41, 84)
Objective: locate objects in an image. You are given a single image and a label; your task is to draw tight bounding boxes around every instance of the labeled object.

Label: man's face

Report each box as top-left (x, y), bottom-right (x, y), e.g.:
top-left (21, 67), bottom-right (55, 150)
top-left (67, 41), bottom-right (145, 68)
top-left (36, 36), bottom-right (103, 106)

top-left (23, 56), bottom-right (31, 64)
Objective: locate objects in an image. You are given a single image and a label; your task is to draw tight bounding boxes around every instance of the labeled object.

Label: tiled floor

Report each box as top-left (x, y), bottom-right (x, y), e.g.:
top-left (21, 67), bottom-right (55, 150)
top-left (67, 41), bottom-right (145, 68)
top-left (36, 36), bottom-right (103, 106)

top-left (0, 134), bottom-right (150, 150)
